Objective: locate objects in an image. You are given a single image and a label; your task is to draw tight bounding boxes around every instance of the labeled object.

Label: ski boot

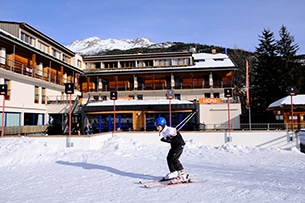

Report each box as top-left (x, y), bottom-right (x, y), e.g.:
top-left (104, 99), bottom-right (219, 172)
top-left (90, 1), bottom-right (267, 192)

top-left (177, 169), bottom-right (188, 183)
top-left (161, 171), bottom-right (178, 181)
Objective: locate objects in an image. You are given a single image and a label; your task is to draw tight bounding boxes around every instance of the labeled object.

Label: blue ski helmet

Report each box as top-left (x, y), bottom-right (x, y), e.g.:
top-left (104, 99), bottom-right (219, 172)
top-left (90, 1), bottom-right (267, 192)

top-left (155, 117), bottom-right (167, 126)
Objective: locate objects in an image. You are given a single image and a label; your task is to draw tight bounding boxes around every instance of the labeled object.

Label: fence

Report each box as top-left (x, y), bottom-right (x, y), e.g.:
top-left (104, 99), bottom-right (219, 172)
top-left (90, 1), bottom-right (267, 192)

top-left (3, 125), bottom-right (48, 135)
top-left (200, 123), bottom-right (305, 131)
top-left (2, 123), bottom-right (305, 136)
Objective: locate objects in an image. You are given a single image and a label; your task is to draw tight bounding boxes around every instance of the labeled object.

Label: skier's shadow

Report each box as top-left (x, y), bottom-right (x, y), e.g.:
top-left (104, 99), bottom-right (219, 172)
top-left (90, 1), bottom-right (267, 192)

top-left (56, 160), bottom-right (159, 180)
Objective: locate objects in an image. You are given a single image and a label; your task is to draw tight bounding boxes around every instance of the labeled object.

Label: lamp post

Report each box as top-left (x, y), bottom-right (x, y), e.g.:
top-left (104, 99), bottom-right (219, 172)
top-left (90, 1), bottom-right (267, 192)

top-left (110, 91), bottom-right (118, 132)
top-left (287, 86), bottom-right (296, 131)
top-left (166, 89), bottom-right (174, 127)
top-left (64, 83), bottom-right (74, 147)
top-left (224, 88), bottom-right (232, 142)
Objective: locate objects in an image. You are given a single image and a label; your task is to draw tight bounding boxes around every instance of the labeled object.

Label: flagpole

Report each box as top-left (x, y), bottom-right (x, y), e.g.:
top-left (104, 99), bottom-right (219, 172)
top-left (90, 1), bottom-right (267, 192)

top-left (246, 59), bottom-right (251, 130)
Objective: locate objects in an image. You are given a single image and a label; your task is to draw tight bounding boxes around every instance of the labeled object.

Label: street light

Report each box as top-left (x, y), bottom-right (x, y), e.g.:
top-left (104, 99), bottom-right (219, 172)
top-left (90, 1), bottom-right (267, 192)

top-left (224, 88), bottom-right (232, 142)
top-left (64, 83), bottom-right (74, 147)
top-left (166, 89), bottom-right (174, 127)
top-left (110, 91), bottom-right (118, 132)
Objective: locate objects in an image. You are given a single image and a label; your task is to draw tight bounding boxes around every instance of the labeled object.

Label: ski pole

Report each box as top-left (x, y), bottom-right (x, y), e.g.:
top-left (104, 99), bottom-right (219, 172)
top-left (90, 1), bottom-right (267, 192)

top-left (176, 110), bottom-right (197, 129)
top-left (176, 110), bottom-right (198, 131)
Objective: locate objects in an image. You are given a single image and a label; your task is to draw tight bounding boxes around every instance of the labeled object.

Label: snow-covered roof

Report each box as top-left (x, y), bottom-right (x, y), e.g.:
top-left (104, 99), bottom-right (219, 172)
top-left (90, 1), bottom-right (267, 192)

top-left (192, 53), bottom-right (235, 68)
top-left (86, 99), bottom-right (193, 107)
top-left (268, 94), bottom-right (305, 108)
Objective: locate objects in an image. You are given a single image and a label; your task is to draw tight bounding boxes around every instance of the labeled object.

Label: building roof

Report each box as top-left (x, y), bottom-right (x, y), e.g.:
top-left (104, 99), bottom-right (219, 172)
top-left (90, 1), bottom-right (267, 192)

top-left (87, 99), bottom-right (193, 107)
top-left (0, 21), bottom-right (75, 55)
top-left (268, 94), bottom-right (305, 108)
top-left (192, 53), bottom-right (236, 68)
top-left (84, 99), bottom-right (197, 112)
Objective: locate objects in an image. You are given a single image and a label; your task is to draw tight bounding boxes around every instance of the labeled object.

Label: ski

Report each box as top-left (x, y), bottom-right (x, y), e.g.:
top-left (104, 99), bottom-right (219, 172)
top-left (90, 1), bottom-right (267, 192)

top-left (140, 174), bottom-right (208, 189)
top-left (139, 173), bottom-right (193, 184)
top-left (139, 178), bottom-right (174, 184)
top-left (143, 179), bottom-right (207, 189)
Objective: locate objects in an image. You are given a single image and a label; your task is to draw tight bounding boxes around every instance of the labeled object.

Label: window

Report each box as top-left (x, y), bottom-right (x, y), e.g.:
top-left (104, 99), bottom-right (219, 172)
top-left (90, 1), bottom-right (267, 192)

top-left (185, 58), bottom-right (190, 65)
top-left (20, 32), bottom-right (35, 46)
top-left (41, 87), bottom-right (46, 104)
top-left (172, 58), bottom-right (178, 66)
top-left (137, 95), bottom-right (143, 100)
top-left (4, 112), bottom-right (20, 126)
top-left (213, 93), bottom-right (220, 98)
top-left (51, 49), bottom-right (61, 59)
top-left (39, 41), bottom-right (49, 54)
top-left (86, 63), bottom-right (96, 69)
top-left (155, 59), bottom-right (161, 66)
top-left (53, 49), bottom-right (57, 57)
top-left (35, 86), bottom-right (39, 103)
top-left (77, 59), bottom-right (82, 68)
top-left (155, 59), bottom-right (170, 66)
top-left (178, 58), bottom-right (184, 65)
top-left (137, 60), bottom-right (145, 67)
top-left (24, 113), bottom-right (44, 125)
top-left (104, 62), bottom-right (117, 69)
top-left (62, 55), bottom-right (71, 64)
top-left (121, 61), bottom-right (135, 68)
top-left (173, 58), bottom-right (189, 66)
top-left (204, 93), bottom-right (211, 98)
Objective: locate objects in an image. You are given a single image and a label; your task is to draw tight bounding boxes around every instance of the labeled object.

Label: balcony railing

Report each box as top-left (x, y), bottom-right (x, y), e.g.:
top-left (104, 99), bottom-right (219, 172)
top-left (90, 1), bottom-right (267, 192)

top-left (0, 55), bottom-right (79, 89)
top-left (83, 80), bottom-right (234, 92)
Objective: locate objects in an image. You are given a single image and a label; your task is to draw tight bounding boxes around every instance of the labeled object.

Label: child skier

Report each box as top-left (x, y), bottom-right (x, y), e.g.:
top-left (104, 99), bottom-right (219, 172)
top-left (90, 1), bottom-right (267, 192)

top-left (155, 117), bottom-right (187, 182)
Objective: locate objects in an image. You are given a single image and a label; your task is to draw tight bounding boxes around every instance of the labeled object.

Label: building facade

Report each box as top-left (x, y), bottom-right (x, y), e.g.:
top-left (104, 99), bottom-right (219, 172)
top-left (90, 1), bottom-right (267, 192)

top-left (80, 51), bottom-right (241, 132)
top-left (0, 21), bottom-right (83, 134)
top-left (268, 95), bottom-right (305, 130)
top-left (0, 21), bottom-right (241, 135)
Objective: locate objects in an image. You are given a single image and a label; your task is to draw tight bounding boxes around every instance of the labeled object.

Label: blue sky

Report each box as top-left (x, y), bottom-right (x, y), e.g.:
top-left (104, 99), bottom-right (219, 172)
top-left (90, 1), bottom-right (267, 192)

top-left (1, 0), bottom-right (305, 54)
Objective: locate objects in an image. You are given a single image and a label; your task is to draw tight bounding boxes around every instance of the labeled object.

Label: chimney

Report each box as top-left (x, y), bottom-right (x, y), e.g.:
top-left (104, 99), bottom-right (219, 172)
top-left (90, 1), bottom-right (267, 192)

top-left (211, 48), bottom-right (216, 54)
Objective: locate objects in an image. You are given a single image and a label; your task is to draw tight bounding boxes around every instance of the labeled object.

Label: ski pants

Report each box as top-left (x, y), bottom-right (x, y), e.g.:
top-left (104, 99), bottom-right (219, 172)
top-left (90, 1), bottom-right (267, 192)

top-left (167, 146), bottom-right (184, 172)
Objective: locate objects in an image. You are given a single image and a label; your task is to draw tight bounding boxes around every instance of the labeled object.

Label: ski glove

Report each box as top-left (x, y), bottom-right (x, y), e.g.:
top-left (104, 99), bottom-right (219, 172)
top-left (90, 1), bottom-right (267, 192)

top-left (160, 137), bottom-right (171, 143)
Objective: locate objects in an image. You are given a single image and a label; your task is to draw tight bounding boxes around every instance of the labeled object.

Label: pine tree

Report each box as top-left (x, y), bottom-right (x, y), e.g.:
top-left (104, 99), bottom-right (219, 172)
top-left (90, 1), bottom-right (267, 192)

top-left (251, 26), bottom-right (301, 122)
top-left (251, 29), bottom-right (278, 115)
top-left (276, 25), bottom-right (299, 94)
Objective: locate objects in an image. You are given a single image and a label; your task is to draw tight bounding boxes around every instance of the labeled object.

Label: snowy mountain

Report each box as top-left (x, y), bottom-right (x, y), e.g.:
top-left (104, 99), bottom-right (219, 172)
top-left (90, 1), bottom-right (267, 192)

top-left (66, 37), bottom-right (174, 55)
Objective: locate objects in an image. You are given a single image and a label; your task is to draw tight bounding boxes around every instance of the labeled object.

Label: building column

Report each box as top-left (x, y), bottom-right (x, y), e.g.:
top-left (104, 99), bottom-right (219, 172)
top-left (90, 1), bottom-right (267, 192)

top-left (209, 72), bottom-right (213, 88)
top-left (32, 53), bottom-right (36, 77)
top-left (134, 75), bottom-right (138, 90)
top-left (98, 78), bottom-right (103, 91)
top-left (0, 47), bottom-right (6, 65)
top-left (171, 73), bottom-right (175, 89)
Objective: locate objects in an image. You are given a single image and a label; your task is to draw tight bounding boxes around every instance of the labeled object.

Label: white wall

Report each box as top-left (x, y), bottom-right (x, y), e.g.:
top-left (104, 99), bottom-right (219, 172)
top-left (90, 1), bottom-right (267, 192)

top-left (25, 131), bottom-right (300, 151)
top-left (200, 103), bottom-right (241, 129)
top-left (2, 80), bottom-right (64, 125)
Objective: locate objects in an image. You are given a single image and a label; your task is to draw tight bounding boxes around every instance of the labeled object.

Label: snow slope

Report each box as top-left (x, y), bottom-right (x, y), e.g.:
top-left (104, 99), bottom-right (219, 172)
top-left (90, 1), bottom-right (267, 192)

top-left (0, 135), bottom-right (305, 203)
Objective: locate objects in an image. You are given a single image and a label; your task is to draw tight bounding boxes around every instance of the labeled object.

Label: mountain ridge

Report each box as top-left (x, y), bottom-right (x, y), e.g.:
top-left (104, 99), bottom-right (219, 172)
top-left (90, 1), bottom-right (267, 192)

top-left (66, 36), bottom-right (174, 55)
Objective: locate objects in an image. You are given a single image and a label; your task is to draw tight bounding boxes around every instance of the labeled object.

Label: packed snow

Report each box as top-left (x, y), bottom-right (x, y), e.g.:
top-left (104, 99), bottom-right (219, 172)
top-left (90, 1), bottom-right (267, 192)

top-left (1, 134), bottom-right (305, 203)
